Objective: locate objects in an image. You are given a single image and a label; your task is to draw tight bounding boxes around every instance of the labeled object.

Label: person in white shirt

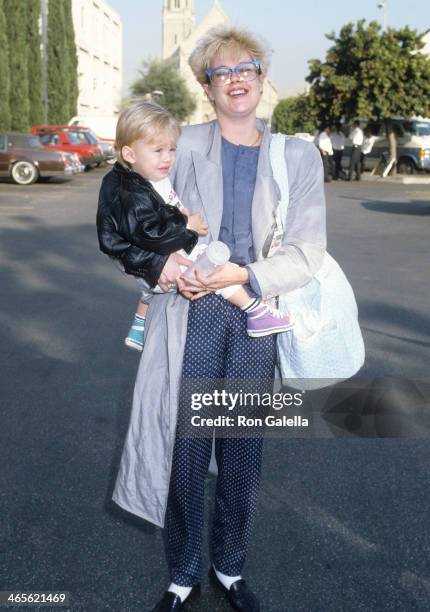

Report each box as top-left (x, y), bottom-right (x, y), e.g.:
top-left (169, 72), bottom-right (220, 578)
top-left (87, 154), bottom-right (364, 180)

top-left (330, 124), bottom-right (345, 180)
top-left (361, 128), bottom-right (377, 173)
top-left (318, 125), bottom-right (334, 182)
top-left (348, 120), bottom-right (364, 180)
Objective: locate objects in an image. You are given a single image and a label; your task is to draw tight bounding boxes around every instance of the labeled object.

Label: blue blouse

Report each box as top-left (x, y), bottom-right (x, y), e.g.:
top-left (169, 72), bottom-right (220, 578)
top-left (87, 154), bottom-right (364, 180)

top-left (220, 137), bottom-right (261, 296)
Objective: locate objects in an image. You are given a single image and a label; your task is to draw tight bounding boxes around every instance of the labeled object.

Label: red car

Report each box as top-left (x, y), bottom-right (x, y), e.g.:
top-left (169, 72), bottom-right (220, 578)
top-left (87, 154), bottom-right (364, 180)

top-left (31, 125), bottom-right (104, 169)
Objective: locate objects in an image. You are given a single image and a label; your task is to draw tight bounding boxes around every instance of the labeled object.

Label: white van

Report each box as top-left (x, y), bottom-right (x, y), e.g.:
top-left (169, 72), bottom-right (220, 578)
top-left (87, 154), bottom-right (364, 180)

top-left (343, 117), bottom-right (430, 174)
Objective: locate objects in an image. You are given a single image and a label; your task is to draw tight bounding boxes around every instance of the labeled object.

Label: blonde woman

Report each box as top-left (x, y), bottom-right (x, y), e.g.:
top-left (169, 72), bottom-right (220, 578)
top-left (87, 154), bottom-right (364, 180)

top-left (112, 25), bottom-right (326, 612)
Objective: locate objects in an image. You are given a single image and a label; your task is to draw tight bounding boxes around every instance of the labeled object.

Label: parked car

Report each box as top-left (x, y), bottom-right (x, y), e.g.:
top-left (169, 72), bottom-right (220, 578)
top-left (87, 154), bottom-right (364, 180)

top-left (85, 129), bottom-right (116, 163)
top-left (68, 118), bottom-right (116, 163)
top-left (342, 117), bottom-right (430, 174)
top-left (0, 132), bottom-right (75, 185)
top-left (31, 125), bottom-right (104, 169)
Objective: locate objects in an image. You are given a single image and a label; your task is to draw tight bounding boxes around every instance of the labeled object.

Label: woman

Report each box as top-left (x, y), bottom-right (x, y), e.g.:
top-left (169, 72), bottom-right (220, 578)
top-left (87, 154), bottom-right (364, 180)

top-left (112, 25), bottom-right (326, 612)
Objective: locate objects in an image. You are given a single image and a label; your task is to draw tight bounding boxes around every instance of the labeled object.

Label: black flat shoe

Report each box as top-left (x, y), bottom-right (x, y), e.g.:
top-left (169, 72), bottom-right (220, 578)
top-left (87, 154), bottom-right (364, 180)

top-left (208, 566), bottom-right (260, 612)
top-left (150, 584), bottom-right (201, 612)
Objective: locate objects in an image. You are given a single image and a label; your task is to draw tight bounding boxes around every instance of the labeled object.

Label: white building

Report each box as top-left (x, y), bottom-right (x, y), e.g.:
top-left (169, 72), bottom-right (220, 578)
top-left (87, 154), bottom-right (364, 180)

top-left (162, 0), bottom-right (278, 125)
top-left (423, 30), bottom-right (430, 56)
top-left (71, 0), bottom-right (122, 118)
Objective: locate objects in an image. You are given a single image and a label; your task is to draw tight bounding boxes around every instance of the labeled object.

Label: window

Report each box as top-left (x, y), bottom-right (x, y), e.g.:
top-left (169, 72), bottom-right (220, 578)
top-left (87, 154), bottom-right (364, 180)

top-left (28, 136), bottom-right (43, 148)
top-left (174, 0), bottom-right (180, 8)
top-left (11, 135), bottom-right (42, 148)
top-left (407, 121), bottom-right (430, 137)
top-left (0, 134), bottom-right (5, 151)
top-left (39, 134), bottom-right (60, 146)
top-left (68, 132), bottom-right (84, 144)
top-left (85, 131), bottom-right (98, 144)
top-left (68, 131), bottom-right (95, 145)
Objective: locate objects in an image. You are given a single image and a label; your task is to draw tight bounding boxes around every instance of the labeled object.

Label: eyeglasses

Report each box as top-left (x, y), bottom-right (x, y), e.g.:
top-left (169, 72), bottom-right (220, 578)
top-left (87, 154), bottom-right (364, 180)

top-left (205, 60), bottom-right (262, 87)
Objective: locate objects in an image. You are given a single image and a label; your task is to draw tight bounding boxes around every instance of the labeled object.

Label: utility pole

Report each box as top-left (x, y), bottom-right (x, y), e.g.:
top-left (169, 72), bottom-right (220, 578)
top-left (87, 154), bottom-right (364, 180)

top-left (41, 0), bottom-right (48, 123)
top-left (377, 1), bottom-right (388, 33)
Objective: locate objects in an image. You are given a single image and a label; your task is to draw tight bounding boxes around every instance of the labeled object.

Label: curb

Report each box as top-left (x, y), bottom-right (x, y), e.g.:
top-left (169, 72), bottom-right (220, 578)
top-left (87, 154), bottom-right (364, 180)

top-left (361, 174), bottom-right (430, 185)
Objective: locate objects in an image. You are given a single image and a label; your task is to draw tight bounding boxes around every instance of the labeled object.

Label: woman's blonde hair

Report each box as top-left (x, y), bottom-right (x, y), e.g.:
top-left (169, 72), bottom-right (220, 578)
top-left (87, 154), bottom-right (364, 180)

top-left (115, 101), bottom-right (180, 167)
top-left (188, 25), bottom-right (271, 86)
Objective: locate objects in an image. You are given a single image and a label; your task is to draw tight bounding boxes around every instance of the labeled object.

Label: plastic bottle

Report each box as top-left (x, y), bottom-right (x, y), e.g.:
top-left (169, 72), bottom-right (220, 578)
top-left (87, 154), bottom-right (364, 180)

top-left (183, 241), bottom-right (231, 278)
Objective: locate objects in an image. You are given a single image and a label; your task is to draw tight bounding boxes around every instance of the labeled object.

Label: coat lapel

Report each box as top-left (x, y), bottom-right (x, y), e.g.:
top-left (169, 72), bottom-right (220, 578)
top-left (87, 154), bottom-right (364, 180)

top-left (192, 121), bottom-right (223, 241)
top-left (191, 119), bottom-right (279, 252)
top-left (252, 123), bottom-right (280, 259)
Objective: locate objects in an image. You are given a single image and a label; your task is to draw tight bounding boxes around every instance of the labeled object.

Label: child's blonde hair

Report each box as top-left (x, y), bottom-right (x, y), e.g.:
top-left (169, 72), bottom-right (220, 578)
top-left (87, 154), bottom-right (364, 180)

top-left (188, 25), bottom-right (271, 86)
top-left (115, 101), bottom-right (180, 167)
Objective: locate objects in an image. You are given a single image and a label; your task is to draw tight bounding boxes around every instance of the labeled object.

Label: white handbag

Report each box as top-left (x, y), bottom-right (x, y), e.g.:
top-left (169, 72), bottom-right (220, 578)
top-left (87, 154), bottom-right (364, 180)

top-left (269, 133), bottom-right (365, 390)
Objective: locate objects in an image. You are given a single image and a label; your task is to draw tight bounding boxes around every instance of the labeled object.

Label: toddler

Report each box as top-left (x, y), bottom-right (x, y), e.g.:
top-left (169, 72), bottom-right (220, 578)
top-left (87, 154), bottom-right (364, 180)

top-left (96, 101), bottom-right (293, 351)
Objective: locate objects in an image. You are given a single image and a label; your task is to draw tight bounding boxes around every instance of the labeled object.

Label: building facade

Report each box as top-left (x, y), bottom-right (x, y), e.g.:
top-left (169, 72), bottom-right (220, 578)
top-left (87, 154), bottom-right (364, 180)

top-left (71, 0), bottom-right (122, 117)
top-left (162, 0), bottom-right (278, 125)
top-left (423, 30), bottom-right (430, 57)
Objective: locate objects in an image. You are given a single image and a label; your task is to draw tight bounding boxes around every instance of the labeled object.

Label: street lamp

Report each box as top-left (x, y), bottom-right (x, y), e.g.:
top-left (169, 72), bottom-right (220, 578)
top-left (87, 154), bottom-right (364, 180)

top-left (377, 1), bottom-right (388, 32)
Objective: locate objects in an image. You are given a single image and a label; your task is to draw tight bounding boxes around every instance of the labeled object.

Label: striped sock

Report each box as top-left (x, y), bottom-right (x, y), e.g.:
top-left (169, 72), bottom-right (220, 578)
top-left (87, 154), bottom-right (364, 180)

top-left (241, 298), bottom-right (260, 312)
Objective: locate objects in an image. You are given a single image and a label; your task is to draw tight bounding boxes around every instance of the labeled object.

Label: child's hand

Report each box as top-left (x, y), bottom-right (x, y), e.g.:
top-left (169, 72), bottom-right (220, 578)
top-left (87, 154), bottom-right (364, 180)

top-left (183, 210), bottom-right (208, 236)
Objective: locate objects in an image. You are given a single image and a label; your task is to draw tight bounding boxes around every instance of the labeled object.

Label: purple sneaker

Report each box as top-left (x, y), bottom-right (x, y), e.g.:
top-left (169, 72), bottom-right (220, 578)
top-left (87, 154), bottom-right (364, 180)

top-left (246, 303), bottom-right (294, 338)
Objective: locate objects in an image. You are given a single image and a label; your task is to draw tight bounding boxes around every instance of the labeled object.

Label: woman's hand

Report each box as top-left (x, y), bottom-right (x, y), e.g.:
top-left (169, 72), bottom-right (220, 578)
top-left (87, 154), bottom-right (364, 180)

top-left (158, 252), bottom-right (193, 293)
top-left (177, 262), bottom-right (249, 301)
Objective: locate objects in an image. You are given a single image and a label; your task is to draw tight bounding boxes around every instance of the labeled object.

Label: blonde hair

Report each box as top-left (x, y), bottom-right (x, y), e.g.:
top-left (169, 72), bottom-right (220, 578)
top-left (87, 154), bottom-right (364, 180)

top-left (188, 25), bottom-right (271, 86)
top-left (115, 101), bottom-right (180, 167)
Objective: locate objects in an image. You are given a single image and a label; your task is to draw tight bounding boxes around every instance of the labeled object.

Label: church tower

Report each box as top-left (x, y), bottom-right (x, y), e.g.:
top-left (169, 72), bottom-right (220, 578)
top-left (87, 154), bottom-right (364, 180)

top-left (162, 0), bottom-right (195, 59)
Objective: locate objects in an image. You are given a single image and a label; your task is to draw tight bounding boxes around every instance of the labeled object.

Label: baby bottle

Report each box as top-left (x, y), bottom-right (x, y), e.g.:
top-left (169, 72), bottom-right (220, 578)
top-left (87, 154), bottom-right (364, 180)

top-left (184, 241), bottom-right (231, 278)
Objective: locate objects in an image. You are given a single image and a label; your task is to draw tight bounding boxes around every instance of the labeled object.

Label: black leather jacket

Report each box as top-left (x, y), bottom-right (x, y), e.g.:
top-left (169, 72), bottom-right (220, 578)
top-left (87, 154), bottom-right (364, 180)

top-left (96, 163), bottom-right (198, 287)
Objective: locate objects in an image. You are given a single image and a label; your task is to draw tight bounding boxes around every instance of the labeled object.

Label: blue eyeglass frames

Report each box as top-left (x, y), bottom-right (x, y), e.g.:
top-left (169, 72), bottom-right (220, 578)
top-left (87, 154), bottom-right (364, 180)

top-left (205, 60), bottom-right (262, 86)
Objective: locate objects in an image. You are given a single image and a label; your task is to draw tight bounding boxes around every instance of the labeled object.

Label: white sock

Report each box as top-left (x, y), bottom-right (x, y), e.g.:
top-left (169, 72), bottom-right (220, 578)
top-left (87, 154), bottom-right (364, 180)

top-left (241, 298), bottom-right (260, 312)
top-left (213, 565), bottom-right (241, 590)
top-left (167, 583), bottom-right (192, 602)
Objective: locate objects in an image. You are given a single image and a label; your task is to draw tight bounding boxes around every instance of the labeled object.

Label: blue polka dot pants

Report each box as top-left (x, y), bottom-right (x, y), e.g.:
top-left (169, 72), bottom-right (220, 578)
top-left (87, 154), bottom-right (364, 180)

top-left (164, 294), bottom-right (276, 586)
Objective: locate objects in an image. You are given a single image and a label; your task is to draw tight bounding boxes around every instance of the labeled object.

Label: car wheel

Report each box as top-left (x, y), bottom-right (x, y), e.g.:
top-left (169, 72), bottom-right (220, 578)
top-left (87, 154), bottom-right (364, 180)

top-left (11, 161), bottom-right (39, 185)
top-left (397, 159), bottom-right (415, 175)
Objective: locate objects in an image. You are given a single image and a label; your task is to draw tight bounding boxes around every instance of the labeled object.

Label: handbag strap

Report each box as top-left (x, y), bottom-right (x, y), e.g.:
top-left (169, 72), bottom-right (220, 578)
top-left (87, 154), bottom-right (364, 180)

top-left (269, 133), bottom-right (289, 230)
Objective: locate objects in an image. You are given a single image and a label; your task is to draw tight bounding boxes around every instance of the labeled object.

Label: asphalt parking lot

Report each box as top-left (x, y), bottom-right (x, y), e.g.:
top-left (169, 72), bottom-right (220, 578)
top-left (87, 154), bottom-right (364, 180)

top-left (1, 168), bottom-right (430, 611)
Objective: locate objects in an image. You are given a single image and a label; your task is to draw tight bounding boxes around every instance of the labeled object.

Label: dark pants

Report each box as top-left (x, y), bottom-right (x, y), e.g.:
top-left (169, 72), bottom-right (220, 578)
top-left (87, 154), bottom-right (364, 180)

top-left (349, 146), bottom-right (362, 180)
top-left (321, 153), bottom-right (333, 182)
top-left (164, 294), bottom-right (276, 586)
top-left (333, 149), bottom-right (343, 180)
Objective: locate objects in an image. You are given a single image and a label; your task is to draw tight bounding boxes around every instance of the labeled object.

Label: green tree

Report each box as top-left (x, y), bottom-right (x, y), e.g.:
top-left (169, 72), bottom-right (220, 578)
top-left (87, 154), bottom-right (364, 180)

top-left (27, 0), bottom-right (44, 126)
top-left (306, 20), bottom-right (430, 165)
top-left (130, 58), bottom-right (196, 123)
top-left (47, 0), bottom-right (69, 123)
top-left (64, 0), bottom-right (78, 119)
top-left (0, 0), bottom-right (11, 130)
top-left (272, 94), bottom-right (316, 135)
top-left (4, 0), bottom-right (30, 131)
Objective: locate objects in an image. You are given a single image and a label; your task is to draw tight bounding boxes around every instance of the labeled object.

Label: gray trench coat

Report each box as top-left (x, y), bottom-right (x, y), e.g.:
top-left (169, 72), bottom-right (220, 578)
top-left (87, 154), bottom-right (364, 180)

top-left (112, 120), bottom-right (327, 527)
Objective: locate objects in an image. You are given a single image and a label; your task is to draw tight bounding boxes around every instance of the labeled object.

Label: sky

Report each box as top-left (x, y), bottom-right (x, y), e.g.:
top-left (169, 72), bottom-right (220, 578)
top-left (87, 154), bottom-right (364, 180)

top-left (107, 0), bottom-right (430, 98)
